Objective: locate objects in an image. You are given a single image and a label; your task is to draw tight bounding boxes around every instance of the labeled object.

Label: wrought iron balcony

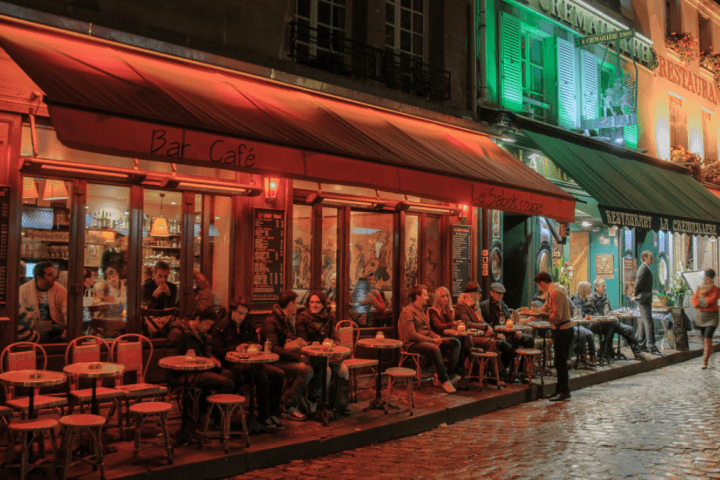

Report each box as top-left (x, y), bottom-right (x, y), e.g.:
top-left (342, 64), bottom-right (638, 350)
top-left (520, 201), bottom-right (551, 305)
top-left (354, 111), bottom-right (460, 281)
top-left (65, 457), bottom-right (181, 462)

top-left (289, 22), bottom-right (451, 102)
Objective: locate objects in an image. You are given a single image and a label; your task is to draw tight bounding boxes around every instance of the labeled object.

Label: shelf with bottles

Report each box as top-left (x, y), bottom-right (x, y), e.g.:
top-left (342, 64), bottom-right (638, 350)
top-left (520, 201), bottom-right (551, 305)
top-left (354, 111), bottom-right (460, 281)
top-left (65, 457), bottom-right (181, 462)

top-left (142, 214), bottom-right (183, 236)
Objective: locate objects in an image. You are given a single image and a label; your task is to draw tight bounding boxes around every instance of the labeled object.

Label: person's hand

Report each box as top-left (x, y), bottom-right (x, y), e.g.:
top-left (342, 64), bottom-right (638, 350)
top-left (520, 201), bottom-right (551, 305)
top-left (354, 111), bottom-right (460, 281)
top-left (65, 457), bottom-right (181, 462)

top-left (432, 338), bottom-right (442, 345)
top-left (153, 283), bottom-right (170, 298)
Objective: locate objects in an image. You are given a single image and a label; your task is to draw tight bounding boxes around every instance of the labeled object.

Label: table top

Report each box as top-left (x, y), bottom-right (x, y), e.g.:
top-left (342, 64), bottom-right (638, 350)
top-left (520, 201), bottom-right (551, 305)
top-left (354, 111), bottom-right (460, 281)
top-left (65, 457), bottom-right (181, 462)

top-left (158, 356), bottom-right (214, 372)
top-left (0, 369), bottom-right (66, 388)
top-left (63, 362), bottom-right (125, 378)
top-left (302, 345), bottom-right (351, 358)
top-left (517, 308), bottom-right (549, 317)
top-left (226, 352), bottom-right (279, 364)
top-left (444, 329), bottom-right (480, 337)
top-left (357, 338), bottom-right (403, 349)
top-left (494, 325), bottom-right (532, 333)
top-left (526, 321), bottom-right (553, 330)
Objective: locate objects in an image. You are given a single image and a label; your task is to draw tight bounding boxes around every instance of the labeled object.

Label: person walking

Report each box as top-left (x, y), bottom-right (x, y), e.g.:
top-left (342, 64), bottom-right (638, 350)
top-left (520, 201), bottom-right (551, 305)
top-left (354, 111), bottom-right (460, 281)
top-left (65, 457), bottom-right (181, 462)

top-left (691, 269), bottom-right (719, 369)
top-left (634, 251), bottom-right (662, 355)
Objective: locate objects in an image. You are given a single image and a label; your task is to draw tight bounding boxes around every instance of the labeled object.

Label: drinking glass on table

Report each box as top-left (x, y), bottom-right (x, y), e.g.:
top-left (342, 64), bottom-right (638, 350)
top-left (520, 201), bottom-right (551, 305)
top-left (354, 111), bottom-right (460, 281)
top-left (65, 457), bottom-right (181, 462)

top-left (186, 349), bottom-right (196, 359)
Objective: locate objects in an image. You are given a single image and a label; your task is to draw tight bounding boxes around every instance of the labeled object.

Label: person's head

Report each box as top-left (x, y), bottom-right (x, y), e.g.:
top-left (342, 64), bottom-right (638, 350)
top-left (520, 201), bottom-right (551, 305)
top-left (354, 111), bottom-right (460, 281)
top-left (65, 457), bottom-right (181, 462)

top-left (83, 268), bottom-right (95, 287)
top-left (278, 290), bottom-right (299, 316)
top-left (432, 286), bottom-right (452, 310)
top-left (193, 269), bottom-right (209, 290)
top-left (115, 234), bottom-right (127, 250)
top-left (534, 272), bottom-right (553, 293)
top-left (367, 273), bottom-right (376, 288)
top-left (408, 284), bottom-right (428, 306)
top-left (593, 278), bottom-right (606, 295)
top-left (306, 291), bottom-right (328, 315)
top-left (189, 306), bottom-right (218, 334)
top-left (153, 261), bottom-right (171, 285)
top-left (641, 250), bottom-right (654, 265)
top-left (104, 267), bottom-right (119, 287)
top-left (457, 292), bottom-right (474, 307)
top-left (489, 283), bottom-right (506, 304)
top-left (577, 281), bottom-right (592, 300)
top-left (141, 265), bottom-right (153, 283)
top-left (93, 280), bottom-right (114, 302)
top-left (229, 295), bottom-right (251, 325)
top-left (330, 274), bottom-right (336, 288)
top-left (464, 281), bottom-right (482, 302)
top-left (705, 269), bottom-right (717, 283)
top-left (34, 261), bottom-right (56, 289)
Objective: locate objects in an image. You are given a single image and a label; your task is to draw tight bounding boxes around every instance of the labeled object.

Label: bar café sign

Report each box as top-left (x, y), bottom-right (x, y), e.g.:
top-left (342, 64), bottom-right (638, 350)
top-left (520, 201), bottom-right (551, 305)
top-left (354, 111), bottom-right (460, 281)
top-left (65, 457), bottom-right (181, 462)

top-left (527, 0), bottom-right (656, 68)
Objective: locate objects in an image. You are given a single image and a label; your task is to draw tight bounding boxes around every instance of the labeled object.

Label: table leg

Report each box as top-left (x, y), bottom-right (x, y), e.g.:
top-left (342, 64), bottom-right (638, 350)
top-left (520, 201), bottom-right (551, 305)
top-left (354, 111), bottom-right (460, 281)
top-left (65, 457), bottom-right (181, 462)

top-left (362, 348), bottom-right (387, 412)
top-left (28, 389), bottom-right (36, 420)
top-left (91, 382), bottom-right (99, 416)
top-left (173, 372), bottom-right (197, 447)
top-left (318, 357), bottom-right (330, 427)
top-left (245, 367), bottom-right (263, 435)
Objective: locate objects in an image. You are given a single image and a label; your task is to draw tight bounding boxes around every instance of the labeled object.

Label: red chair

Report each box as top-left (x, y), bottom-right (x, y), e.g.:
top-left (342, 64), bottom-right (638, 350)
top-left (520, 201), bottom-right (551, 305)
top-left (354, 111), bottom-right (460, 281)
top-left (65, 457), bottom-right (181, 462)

top-left (397, 326), bottom-right (432, 389)
top-left (1, 342), bottom-right (67, 419)
top-left (335, 320), bottom-right (378, 402)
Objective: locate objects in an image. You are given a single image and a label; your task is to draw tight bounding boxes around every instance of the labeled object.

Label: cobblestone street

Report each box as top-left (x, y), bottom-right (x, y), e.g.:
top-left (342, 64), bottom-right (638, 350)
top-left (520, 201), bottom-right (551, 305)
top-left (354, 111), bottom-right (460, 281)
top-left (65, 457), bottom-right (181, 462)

top-left (233, 356), bottom-right (720, 480)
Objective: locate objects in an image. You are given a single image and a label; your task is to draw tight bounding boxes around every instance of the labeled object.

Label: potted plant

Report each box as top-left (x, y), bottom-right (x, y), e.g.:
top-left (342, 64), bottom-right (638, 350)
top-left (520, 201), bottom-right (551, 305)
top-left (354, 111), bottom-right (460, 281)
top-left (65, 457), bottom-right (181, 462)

top-left (670, 145), bottom-right (703, 179)
top-left (700, 47), bottom-right (720, 89)
top-left (666, 31), bottom-right (700, 64)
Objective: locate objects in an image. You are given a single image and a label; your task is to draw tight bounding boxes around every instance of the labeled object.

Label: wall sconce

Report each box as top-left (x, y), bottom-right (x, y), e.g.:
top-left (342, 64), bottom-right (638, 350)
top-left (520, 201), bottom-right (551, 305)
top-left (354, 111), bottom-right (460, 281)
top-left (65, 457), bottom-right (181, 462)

top-left (42, 179), bottom-right (69, 201)
top-left (395, 201), bottom-right (459, 216)
top-left (458, 204), bottom-right (469, 219)
top-left (23, 177), bottom-right (38, 199)
top-left (150, 193), bottom-right (170, 237)
top-left (264, 177), bottom-right (279, 202)
top-left (306, 192), bottom-right (386, 209)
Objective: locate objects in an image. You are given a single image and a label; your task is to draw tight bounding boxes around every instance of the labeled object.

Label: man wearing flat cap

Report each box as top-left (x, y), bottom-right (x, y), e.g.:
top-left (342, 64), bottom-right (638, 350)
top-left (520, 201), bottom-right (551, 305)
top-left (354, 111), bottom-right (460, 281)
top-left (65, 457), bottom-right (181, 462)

top-left (480, 282), bottom-right (534, 379)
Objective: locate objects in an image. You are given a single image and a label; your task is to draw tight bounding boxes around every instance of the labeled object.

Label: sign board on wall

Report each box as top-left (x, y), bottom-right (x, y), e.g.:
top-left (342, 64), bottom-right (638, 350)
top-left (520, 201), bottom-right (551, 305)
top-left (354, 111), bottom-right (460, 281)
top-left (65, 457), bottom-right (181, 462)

top-left (253, 209), bottom-right (285, 301)
top-left (451, 224), bottom-right (472, 297)
top-left (622, 256), bottom-right (637, 298)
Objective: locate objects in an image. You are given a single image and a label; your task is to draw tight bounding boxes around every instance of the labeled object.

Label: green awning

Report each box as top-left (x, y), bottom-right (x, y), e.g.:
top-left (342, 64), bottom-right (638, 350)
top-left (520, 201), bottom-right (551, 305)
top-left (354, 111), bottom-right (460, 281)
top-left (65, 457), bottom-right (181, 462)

top-left (522, 129), bottom-right (720, 236)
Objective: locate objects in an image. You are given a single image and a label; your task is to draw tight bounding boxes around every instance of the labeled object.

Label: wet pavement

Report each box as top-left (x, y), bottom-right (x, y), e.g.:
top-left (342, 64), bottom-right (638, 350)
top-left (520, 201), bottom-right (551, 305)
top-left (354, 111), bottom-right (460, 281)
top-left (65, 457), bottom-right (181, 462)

top-left (233, 354), bottom-right (720, 480)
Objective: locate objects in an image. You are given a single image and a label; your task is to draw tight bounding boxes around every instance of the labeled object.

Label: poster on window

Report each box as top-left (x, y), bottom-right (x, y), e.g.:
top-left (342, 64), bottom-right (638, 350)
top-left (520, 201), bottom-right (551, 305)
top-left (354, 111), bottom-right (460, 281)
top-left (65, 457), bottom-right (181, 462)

top-left (253, 209), bottom-right (285, 301)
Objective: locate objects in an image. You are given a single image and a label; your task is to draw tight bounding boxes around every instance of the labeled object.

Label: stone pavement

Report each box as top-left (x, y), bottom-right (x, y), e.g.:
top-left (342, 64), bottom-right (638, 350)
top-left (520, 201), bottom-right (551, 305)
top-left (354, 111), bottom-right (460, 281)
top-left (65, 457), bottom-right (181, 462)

top-left (231, 353), bottom-right (720, 480)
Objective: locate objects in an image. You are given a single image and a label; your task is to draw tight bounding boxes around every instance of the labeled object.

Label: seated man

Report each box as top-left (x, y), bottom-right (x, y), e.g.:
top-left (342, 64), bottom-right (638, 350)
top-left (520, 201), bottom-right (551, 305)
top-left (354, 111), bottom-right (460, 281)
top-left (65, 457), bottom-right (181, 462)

top-left (166, 307), bottom-right (236, 422)
top-left (587, 278), bottom-right (643, 360)
top-left (211, 295), bottom-right (285, 433)
top-left (261, 290), bottom-right (314, 421)
top-left (18, 261), bottom-right (67, 342)
top-left (400, 284), bottom-right (461, 394)
top-left (142, 260), bottom-right (178, 310)
top-left (570, 282), bottom-right (598, 367)
top-left (480, 282), bottom-right (534, 377)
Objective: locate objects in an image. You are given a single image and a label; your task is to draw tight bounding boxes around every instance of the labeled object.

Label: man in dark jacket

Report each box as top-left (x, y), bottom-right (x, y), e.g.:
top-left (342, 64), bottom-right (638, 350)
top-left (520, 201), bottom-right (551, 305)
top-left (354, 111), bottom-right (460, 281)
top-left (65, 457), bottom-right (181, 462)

top-left (166, 307), bottom-right (235, 419)
top-left (634, 251), bottom-right (661, 355)
top-left (261, 290), bottom-right (314, 421)
top-left (142, 261), bottom-right (178, 310)
top-left (211, 295), bottom-right (285, 433)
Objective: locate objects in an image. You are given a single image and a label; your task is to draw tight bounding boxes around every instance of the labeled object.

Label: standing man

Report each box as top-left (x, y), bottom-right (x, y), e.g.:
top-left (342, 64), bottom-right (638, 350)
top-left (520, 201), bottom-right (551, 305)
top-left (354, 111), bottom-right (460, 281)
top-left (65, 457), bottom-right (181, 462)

top-left (634, 251), bottom-right (662, 356)
top-left (18, 261), bottom-right (67, 342)
top-left (142, 260), bottom-right (178, 309)
top-left (534, 272), bottom-right (574, 401)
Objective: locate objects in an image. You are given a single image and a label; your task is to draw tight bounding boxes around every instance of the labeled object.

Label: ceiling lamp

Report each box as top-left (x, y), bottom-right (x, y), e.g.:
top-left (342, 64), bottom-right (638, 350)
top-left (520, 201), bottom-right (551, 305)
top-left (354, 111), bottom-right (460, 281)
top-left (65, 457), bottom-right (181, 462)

top-left (23, 177), bottom-right (38, 199)
top-left (395, 201), bottom-right (459, 216)
top-left (306, 192), bottom-right (386, 210)
top-left (150, 193), bottom-right (170, 237)
top-left (160, 177), bottom-right (262, 196)
top-left (42, 179), bottom-right (69, 201)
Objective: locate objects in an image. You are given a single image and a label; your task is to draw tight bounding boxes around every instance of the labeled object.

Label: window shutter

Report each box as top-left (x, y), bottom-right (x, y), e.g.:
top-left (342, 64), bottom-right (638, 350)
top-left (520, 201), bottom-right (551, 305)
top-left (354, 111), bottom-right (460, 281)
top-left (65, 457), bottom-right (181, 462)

top-left (624, 124), bottom-right (638, 149)
top-left (500, 13), bottom-right (522, 112)
top-left (555, 37), bottom-right (577, 129)
top-left (580, 50), bottom-right (599, 123)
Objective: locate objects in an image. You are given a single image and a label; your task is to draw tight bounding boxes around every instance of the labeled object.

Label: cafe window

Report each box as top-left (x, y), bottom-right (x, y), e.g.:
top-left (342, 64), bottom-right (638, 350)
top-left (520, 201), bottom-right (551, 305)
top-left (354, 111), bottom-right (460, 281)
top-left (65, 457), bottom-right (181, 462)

top-left (194, 195), bottom-right (232, 309)
top-left (405, 215), bottom-right (419, 293)
top-left (322, 207), bottom-right (338, 310)
top-left (424, 215), bottom-right (441, 294)
top-left (292, 204), bottom-right (313, 304)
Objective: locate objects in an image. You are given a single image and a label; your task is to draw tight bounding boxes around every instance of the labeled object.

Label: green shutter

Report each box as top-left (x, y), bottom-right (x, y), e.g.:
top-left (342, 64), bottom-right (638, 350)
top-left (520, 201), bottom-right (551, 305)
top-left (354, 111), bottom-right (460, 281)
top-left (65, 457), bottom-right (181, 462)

top-left (624, 124), bottom-right (638, 149)
top-left (580, 50), bottom-right (599, 122)
top-left (500, 13), bottom-right (522, 112)
top-left (555, 37), bottom-right (577, 129)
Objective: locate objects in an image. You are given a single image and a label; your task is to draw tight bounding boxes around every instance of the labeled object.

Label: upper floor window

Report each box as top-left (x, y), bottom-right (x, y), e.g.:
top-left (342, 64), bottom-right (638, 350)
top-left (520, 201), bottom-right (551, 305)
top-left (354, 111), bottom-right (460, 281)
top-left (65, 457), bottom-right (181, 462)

top-left (385, 0), bottom-right (425, 61)
top-left (294, 0), bottom-right (347, 62)
top-left (700, 15), bottom-right (712, 53)
top-left (666, 0), bottom-right (681, 36)
top-left (521, 31), bottom-right (547, 122)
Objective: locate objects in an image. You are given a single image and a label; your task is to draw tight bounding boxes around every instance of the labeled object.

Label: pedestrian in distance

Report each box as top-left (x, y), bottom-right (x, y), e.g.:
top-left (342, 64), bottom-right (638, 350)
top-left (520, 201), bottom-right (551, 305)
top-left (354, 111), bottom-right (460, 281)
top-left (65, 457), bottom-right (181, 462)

top-left (691, 269), bottom-right (719, 369)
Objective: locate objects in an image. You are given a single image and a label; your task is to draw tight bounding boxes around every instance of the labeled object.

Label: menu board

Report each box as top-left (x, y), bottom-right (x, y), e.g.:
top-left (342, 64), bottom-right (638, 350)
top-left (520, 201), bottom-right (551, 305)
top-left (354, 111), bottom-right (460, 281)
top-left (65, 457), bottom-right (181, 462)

top-left (0, 186), bottom-right (8, 305)
top-left (253, 209), bottom-right (285, 301)
top-left (622, 256), bottom-right (637, 298)
top-left (451, 224), bottom-right (472, 297)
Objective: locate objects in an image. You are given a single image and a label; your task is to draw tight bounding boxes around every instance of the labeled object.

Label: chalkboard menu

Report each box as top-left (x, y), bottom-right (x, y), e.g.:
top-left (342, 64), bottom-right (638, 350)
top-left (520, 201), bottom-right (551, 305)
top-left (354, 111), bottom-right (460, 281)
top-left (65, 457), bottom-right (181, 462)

top-left (0, 186), bottom-right (8, 305)
top-left (253, 209), bottom-right (285, 301)
top-left (451, 224), bottom-right (472, 297)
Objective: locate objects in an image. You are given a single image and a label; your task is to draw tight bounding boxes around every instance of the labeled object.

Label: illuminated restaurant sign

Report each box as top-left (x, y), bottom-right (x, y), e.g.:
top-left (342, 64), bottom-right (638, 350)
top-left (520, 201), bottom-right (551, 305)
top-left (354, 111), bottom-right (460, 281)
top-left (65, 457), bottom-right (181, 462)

top-left (601, 208), bottom-right (719, 236)
top-left (526, 0), bottom-right (656, 68)
top-left (656, 54), bottom-right (719, 105)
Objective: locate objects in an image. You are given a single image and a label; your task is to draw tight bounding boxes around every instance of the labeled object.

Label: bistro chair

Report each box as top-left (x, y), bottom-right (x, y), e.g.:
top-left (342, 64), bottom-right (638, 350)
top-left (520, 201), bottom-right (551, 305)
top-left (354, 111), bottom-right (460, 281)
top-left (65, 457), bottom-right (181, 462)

top-left (6, 417), bottom-right (59, 480)
top-left (335, 320), bottom-right (379, 402)
top-left (384, 367), bottom-right (415, 416)
top-left (58, 414), bottom-right (106, 480)
top-left (141, 307), bottom-right (178, 339)
top-left (64, 336), bottom-right (125, 430)
top-left (511, 348), bottom-right (543, 388)
top-left (466, 349), bottom-right (504, 390)
top-left (129, 401), bottom-right (173, 466)
top-left (110, 334), bottom-right (168, 435)
top-left (1, 342), bottom-right (67, 419)
top-left (198, 394), bottom-right (249, 453)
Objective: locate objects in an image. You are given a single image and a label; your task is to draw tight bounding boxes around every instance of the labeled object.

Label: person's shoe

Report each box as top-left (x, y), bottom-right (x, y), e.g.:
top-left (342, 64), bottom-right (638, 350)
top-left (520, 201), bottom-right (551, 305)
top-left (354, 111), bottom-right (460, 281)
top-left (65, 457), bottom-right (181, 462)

top-left (448, 374), bottom-right (461, 386)
top-left (648, 348), bottom-right (663, 356)
top-left (305, 398), bottom-right (318, 415)
top-left (259, 418), bottom-right (278, 433)
top-left (285, 406), bottom-right (307, 421)
top-left (441, 380), bottom-right (457, 394)
top-left (633, 350), bottom-right (646, 360)
top-left (335, 407), bottom-right (353, 416)
top-left (269, 415), bottom-right (286, 430)
top-left (549, 392), bottom-right (571, 402)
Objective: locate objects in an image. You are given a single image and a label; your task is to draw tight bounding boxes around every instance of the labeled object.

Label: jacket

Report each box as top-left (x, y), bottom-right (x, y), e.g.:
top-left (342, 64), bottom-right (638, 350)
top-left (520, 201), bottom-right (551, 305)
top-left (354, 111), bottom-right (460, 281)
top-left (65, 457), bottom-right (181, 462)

top-left (634, 263), bottom-right (653, 305)
top-left (167, 318), bottom-right (212, 358)
top-left (142, 279), bottom-right (178, 310)
top-left (454, 303), bottom-right (489, 331)
top-left (210, 314), bottom-right (258, 366)
top-left (398, 303), bottom-right (435, 348)
top-left (692, 285), bottom-right (720, 313)
top-left (18, 280), bottom-right (67, 325)
top-left (570, 294), bottom-right (594, 317)
top-left (587, 292), bottom-right (611, 315)
top-left (261, 304), bottom-right (302, 362)
top-left (296, 309), bottom-right (337, 343)
top-left (547, 285), bottom-right (573, 330)
top-left (478, 299), bottom-right (511, 327)
top-left (428, 307), bottom-right (455, 335)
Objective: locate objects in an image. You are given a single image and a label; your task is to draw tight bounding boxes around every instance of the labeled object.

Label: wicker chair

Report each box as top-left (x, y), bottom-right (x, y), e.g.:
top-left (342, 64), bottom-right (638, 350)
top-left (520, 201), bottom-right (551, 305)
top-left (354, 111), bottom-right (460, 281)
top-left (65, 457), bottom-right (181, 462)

top-left (335, 320), bottom-right (378, 402)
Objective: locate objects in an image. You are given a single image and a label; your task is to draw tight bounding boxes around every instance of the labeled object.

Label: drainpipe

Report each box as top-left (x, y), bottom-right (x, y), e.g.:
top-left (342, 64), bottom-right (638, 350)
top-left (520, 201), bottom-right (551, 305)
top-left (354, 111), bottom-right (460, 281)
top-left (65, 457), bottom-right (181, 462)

top-left (476, 0), bottom-right (488, 109)
top-left (468, 0), bottom-right (478, 116)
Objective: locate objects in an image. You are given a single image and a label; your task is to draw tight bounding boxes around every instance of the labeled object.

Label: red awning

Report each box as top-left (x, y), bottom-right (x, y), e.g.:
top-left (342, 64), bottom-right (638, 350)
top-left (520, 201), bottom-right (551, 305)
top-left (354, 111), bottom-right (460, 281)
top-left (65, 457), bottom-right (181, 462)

top-left (0, 16), bottom-right (575, 222)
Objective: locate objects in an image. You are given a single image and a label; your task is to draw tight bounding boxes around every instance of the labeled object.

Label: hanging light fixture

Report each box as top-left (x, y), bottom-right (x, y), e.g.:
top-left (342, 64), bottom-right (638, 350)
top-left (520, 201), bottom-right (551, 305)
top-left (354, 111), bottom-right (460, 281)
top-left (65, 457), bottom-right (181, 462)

top-left (42, 179), bottom-right (69, 200)
top-left (264, 177), bottom-right (279, 201)
top-left (150, 193), bottom-right (170, 237)
top-left (23, 177), bottom-right (38, 199)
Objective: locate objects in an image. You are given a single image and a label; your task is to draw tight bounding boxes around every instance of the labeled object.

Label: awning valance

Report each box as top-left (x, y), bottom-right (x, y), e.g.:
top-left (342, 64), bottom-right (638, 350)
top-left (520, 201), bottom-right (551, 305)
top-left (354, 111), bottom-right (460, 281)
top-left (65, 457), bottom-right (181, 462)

top-left (0, 16), bottom-right (575, 222)
top-left (520, 127), bottom-right (720, 236)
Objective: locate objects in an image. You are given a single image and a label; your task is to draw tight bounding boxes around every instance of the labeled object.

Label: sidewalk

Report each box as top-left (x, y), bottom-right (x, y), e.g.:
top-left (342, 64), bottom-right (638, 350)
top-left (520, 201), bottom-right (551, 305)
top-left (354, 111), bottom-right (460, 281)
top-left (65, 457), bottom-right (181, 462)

top-left (6, 333), bottom-right (713, 480)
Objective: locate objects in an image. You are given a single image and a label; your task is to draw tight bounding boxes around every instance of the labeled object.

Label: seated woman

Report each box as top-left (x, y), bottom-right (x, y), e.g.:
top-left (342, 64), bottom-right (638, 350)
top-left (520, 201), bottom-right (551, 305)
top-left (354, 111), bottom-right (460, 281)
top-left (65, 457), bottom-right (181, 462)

top-left (454, 292), bottom-right (504, 370)
top-left (296, 291), bottom-right (351, 417)
top-left (587, 278), bottom-right (642, 360)
top-left (571, 281), bottom-right (599, 367)
top-left (103, 267), bottom-right (125, 301)
top-left (92, 280), bottom-right (117, 307)
top-left (429, 287), bottom-right (472, 371)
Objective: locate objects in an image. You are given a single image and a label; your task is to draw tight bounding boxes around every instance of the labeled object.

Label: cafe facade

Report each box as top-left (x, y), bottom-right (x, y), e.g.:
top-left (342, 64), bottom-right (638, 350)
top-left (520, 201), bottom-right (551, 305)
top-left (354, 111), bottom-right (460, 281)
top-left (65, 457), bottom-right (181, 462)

top-left (0, 10), bottom-right (578, 354)
top-left (479, 0), bottom-right (720, 308)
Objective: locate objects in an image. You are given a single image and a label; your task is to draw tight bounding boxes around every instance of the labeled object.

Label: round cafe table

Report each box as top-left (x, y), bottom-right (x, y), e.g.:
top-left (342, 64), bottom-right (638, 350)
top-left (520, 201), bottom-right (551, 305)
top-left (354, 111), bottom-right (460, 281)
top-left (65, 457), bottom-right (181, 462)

top-left (0, 370), bottom-right (66, 419)
top-left (357, 338), bottom-right (403, 411)
top-left (63, 362), bottom-right (125, 415)
top-left (301, 345), bottom-right (350, 426)
top-left (158, 356), bottom-right (214, 446)
top-left (226, 351), bottom-right (279, 430)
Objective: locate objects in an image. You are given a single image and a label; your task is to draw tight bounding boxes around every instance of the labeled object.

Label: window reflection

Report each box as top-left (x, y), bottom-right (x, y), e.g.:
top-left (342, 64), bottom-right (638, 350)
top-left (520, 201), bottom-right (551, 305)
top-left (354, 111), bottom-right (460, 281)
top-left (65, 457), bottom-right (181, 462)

top-left (292, 205), bottom-right (312, 304)
top-left (322, 207), bottom-right (338, 312)
top-left (405, 215), bottom-right (419, 294)
top-left (425, 216), bottom-right (440, 294)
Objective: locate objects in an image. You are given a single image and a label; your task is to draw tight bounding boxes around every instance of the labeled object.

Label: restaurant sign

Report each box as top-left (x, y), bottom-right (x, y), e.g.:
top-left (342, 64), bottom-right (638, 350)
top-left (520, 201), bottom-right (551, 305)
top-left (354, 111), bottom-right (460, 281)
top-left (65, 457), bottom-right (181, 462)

top-left (600, 207), bottom-right (719, 236)
top-left (656, 54), bottom-right (720, 105)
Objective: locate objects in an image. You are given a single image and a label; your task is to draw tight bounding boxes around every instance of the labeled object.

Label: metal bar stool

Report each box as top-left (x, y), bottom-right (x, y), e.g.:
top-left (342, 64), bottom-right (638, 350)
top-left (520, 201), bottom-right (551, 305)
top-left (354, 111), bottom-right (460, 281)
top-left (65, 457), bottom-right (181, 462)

top-left (511, 348), bottom-right (544, 387)
top-left (58, 414), bottom-right (106, 480)
top-left (384, 367), bottom-right (415, 416)
top-left (466, 350), bottom-right (504, 389)
top-left (6, 418), bottom-right (59, 480)
top-left (199, 394), bottom-right (249, 453)
top-left (129, 402), bottom-right (173, 465)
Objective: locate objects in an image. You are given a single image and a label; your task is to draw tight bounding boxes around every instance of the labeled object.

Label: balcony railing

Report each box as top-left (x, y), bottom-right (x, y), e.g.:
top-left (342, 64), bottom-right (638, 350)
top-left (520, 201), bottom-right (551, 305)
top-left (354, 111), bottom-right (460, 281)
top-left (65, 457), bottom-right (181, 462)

top-left (289, 22), bottom-right (451, 102)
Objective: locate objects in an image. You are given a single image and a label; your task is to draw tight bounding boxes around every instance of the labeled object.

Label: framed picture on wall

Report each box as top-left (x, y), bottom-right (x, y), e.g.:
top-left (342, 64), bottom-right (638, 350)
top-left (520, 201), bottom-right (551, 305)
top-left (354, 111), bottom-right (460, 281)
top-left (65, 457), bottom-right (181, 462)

top-left (595, 253), bottom-right (614, 280)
